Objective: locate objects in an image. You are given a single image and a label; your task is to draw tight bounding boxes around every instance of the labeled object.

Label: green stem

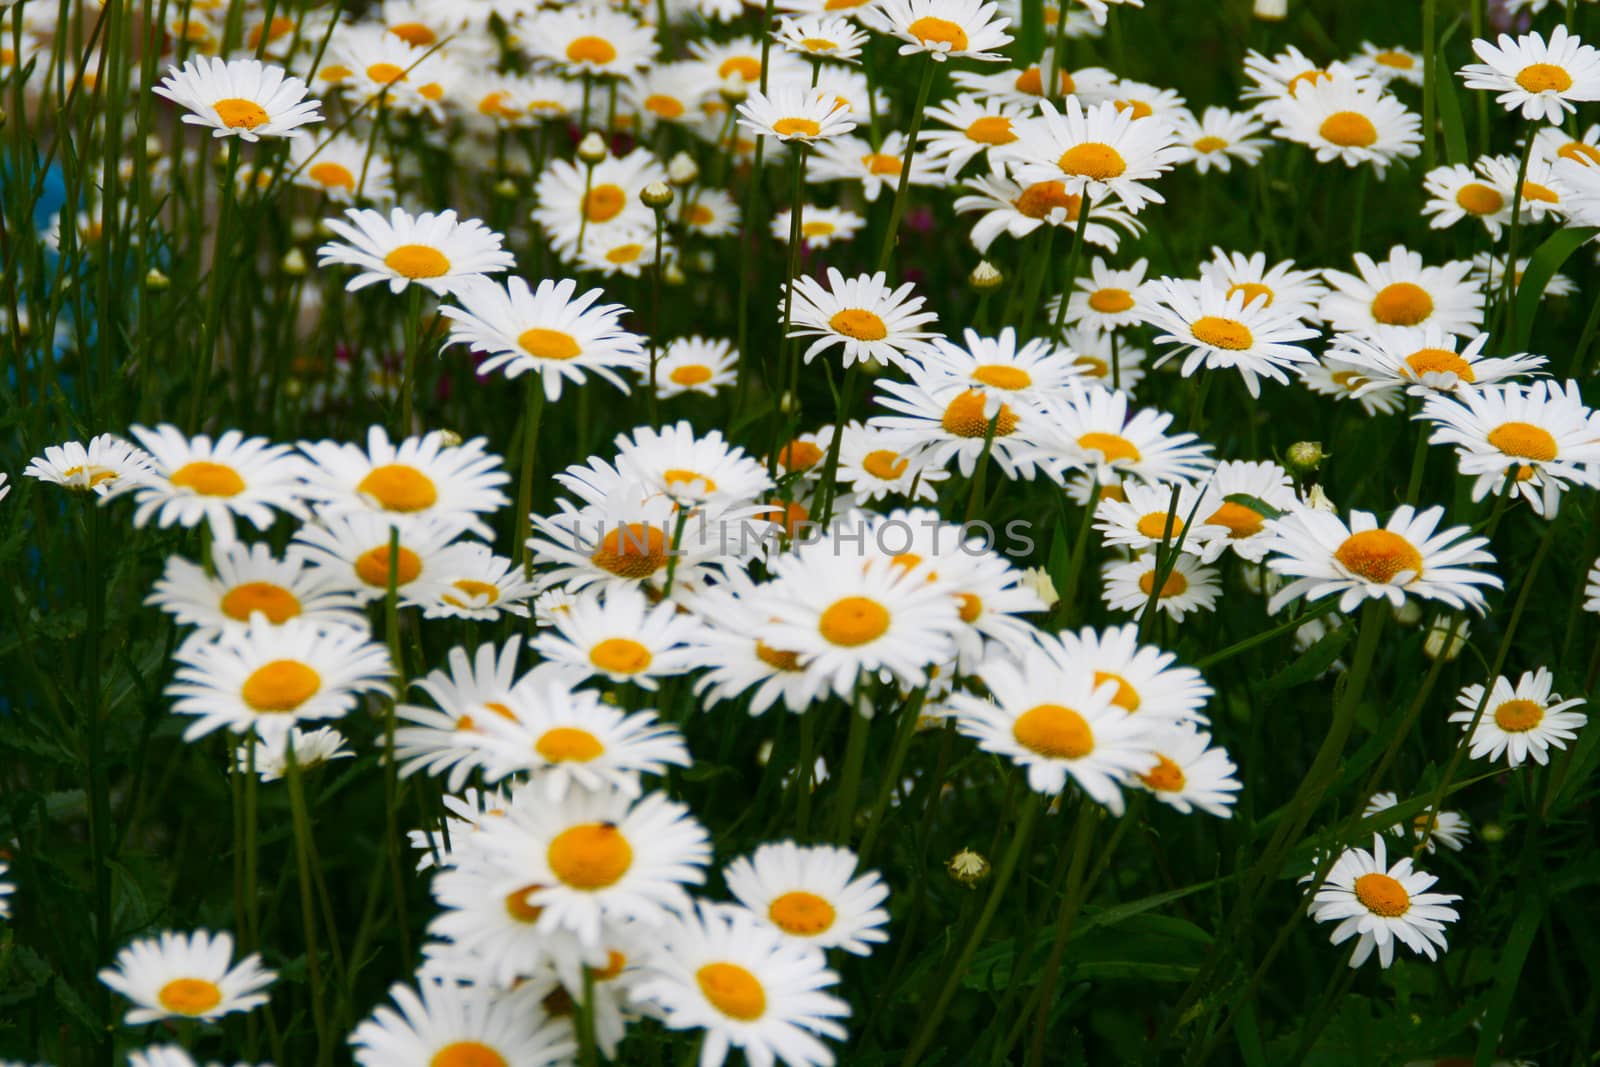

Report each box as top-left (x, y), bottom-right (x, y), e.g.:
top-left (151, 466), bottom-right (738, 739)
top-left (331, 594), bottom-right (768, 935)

top-left (514, 375), bottom-right (547, 580)
top-left (284, 743), bottom-right (331, 1067)
top-left (831, 685), bottom-right (872, 844)
top-left (874, 57), bottom-right (937, 273)
top-left (1025, 803), bottom-right (1098, 1067)
top-left (1497, 132), bottom-right (1536, 345)
top-left (1047, 193), bottom-right (1094, 341)
top-left (187, 137), bottom-right (241, 430)
top-left (856, 688), bottom-right (928, 865)
top-left (382, 526), bottom-right (412, 969)
top-left (1421, 0), bottom-right (1437, 172)
top-left (795, 705), bottom-right (818, 838)
top-left (781, 145), bottom-right (811, 413)
top-left (648, 207), bottom-right (666, 430)
top-left (399, 285), bottom-right (423, 435)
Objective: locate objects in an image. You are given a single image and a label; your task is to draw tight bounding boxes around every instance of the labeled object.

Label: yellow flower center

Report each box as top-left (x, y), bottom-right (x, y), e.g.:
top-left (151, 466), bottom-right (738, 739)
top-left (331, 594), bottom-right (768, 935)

top-left (802, 220), bottom-right (837, 238)
top-left (971, 364), bottom-right (1032, 390)
top-left (965, 116), bottom-right (1016, 145)
top-left (1140, 755), bottom-right (1186, 792)
top-left (59, 465), bottom-right (117, 488)
top-left (366, 62), bottom-right (406, 85)
top-left (780, 440), bottom-right (825, 470)
top-left (646, 94), bottom-right (685, 118)
top-left (860, 152), bottom-right (904, 176)
top-left (1088, 287), bottom-right (1135, 313)
top-left (584, 184), bottom-right (627, 223)
top-left (308, 161), bottom-right (355, 191)
top-left (829, 308), bottom-right (889, 341)
top-left (907, 15), bottom-right (969, 50)
top-left (170, 460), bottom-right (245, 496)
top-left (773, 116), bottom-right (822, 138)
top-left (1207, 501), bottom-right (1265, 539)
top-left (384, 244), bottom-right (450, 279)
top-left (547, 823), bottom-right (633, 889)
top-left (432, 1043), bottom-right (508, 1067)
top-left (536, 727), bottom-right (605, 762)
top-left (942, 390), bottom-right (1018, 438)
top-left (1558, 142), bottom-right (1600, 165)
top-left (697, 962), bottom-right (767, 1020)
top-left (1138, 568), bottom-right (1188, 597)
top-left (1190, 315), bottom-right (1253, 350)
top-left (1012, 703), bottom-right (1094, 759)
top-left (1077, 431), bottom-right (1140, 463)
top-left (1353, 872), bottom-right (1410, 917)
top-left (358, 464), bottom-right (438, 513)
top-left (800, 36), bottom-right (839, 52)
top-left (1522, 180), bottom-right (1560, 203)
top-left (1319, 111), bottom-right (1378, 148)
top-left (213, 97), bottom-right (268, 130)
top-left (441, 579), bottom-right (500, 608)
top-left (516, 327), bottom-right (581, 361)
top-left (1334, 529), bottom-right (1422, 584)
top-left (1136, 512), bottom-right (1184, 539)
top-left (355, 544), bottom-right (423, 587)
top-left (768, 890), bottom-right (836, 935)
top-left (389, 21), bottom-right (436, 46)
top-left (1516, 62), bottom-right (1573, 93)
top-left (1227, 282), bottom-right (1274, 307)
top-left (1455, 182), bottom-right (1504, 215)
top-left (1375, 50), bottom-right (1414, 69)
top-left (1015, 181), bottom-right (1080, 220)
top-left (241, 659), bottom-right (321, 712)
top-left (1093, 670), bottom-right (1140, 711)
top-left (1114, 99), bottom-right (1154, 120)
top-left (1286, 69), bottom-right (1331, 95)
top-left (157, 978), bottom-right (223, 1016)
top-left (756, 640), bottom-right (803, 671)
top-left (818, 595), bottom-right (890, 647)
top-left (862, 449), bottom-right (909, 480)
top-left (589, 637), bottom-right (654, 675)
top-left (566, 36), bottom-right (618, 65)
top-left (590, 524), bottom-right (669, 578)
top-left (669, 364), bottom-right (713, 386)
top-left (1057, 142), bottom-right (1127, 180)
top-left (957, 592), bottom-right (983, 623)
top-left (719, 56), bottom-right (763, 82)
top-left (1192, 135), bottom-right (1228, 153)
top-left (1015, 66), bottom-right (1075, 96)
top-left (221, 582), bottom-right (302, 624)
top-left (1487, 421), bottom-right (1558, 462)
top-left (1494, 698), bottom-right (1544, 732)
top-left (606, 243), bottom-right (644, 264)
top-left (1405, 347), bottom-right (1474, 381)
top-left (1371, 282), bottom-right (1434, 326)
top-left (247, 16), bottom-right (295, 49)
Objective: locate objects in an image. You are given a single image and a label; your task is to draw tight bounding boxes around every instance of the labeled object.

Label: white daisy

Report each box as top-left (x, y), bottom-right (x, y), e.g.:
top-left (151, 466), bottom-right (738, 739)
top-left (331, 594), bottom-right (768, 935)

top-left (235, 725), bottom-right (354, 783)
top-left (1170, 106), bottom-right (1269, 173)
top-left (773, 15), bottom-right (870, 62)
top-left (836, 422), bottom-right (950, 503)
top-left (770, 205), bottom-right (867, 249)
top-left (785, 266), bottom-right (942, 371)
top-left (24, 433), bottom-right (153, 495)
top-left (1027, 382), bottom-right (1214, 488)
top-left (726, 842), bottom-right (889, 956)
top-left (1188, 459), bottom-right (1298, 563)
top-left (1010, 96), bottom-right (1186, 214)
top-left (531, 584), bottom-right (706, 690)
top-left (317, 207), bottom-right (515, 297)
top-left (1350, 43), bottom-right (1425, 87)
top-left (652, 336), bottom-right (738, 398)
top-left (299, 427), bottom-right (509, 538)
top-left (920, 94), bottom-right (1028, 179)
top-left (1320, 246), bottom-right (1484, 337)
top-left (1451, 667), bottom-right (1587, 767)
top-left (1197, 248), bottom-right (1328, 324)
top-left (350, 977), bottom-right (575, 1067)
top-left (290, 511), bottom-right (471, 605)
top-left (1055, 255), bottom-right (1149, 333)
top-left (289, 133), bottom-right (394, 204)
top-left (1308, 835), bottom-right (1459, 967)
top-left (1421, 163), bottom-right (1514, 238)
top-left (1459, 23), bottom-right (1600, 123)
top-left (1054, 623), bottom-right (1214, 723)
top-left (1138, 277), bottom-right (1320, 397)
top-left (153, 56), bottom-right (321, 141)
top-left (1264, 77), bottom-right (1421, 174)
top-left (954, 168), bottom-right (1145, 254)
top-left (1329, 326), bottom-right (1546, 398)
top-left (868, 0), bottom-right (1014, 63)
top-left (1363, 791), bottom-right (1471, 853)
top-left (737, 84), bottom-right (857, 143)
top-left (98, 929), bottom-right (276, 1025)
top-left (1136, 723), bottom-right (1240, 817)
top-left (1101, 552), bottom-right (1221, 622)
top-left (147, 541), bottom-right (368, 637)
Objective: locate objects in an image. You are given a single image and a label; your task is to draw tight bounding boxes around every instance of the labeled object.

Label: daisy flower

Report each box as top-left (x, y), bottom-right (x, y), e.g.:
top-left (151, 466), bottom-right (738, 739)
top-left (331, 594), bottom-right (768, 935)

top-left (473, 785), bottom-right (711, 949)
top-left (954, 169), bottom-right (1145, 254)
top-left (1262, 504), bottom-right (1501, 615)
top-left (652, 336), bottom-right (738, 398)
top-left (1060, 326), bottom-right (1146, 393)
top-left (951, 634), bottom-right (1156, 811)
top-left (1264, 77), bottom-right (1421, 174)
top-left (1470, 249), bottom-right (1577, 300)
top-left (870, 372), bottom-right (1040, 479)
top-left (1241, 47), bottom-right (1361, 106)
top-left (531, 584), bottom-right (706, 690)
top-left (579, 226), bottom-right (670, 278)
top-left (524, 4), bottom-right (657, 79)
top-left (289, 134), bottom-right (394, 204)
top-left (1451, 667), bottom-right (1588, 767)
top-left (533, 149), bottom-right (665, 258)
top-left (1299, 357), bottom-right (1405, 415)
top-left (291, 511), bottom-right (471, 605)
top-left (1028, 381), bottom-right (1214, 487)
top-left (1418, 379), bottom-right (1600, 517)
top-left (1189, 459), bottom-right (1298, 563)
top-left (759, 527), bottom-right (963, 698)
top-left (770, 205), bottom-right (867, 248)
top-left (1459, 23), bottom-right (1600, 123)
top-left (808, 130), bottom-right (943, 201)
top-left (785, 266), bottom-right (942, 371)
top-left (425, 856), bottom-right (600, 988)
top-left (726, 842), bottom-right (890, 956)
top-left (109, 424), bottom-right (311, 547)
top-left (581, 420), bottom-right (772, 509)
top-left (99, 929), bottom-right (276, 1025)
top-left (1533, 120), bottom-right (1600, 167)
top-left (1197, 248), bottom-right (1328, 323)
top-left (1055, 623), bottom-right (1214, 723)
top-left (1363, 791), bottom-right (1471, 853)
top-left (1170, 106), bottom-right (1269, 173)
top-left (920, 94), bottom-right (1028, 179)
top-left (410, 542), bottom-right (540, 621)
top-left (773, 15), bottom-right (870, 62)
top-left (1055, 256), bottom-right (1149, 333)
top-left (953, 52), bottom-right (1117, 104)
top-left (317, 207), bottom-right (516, 297)
top-left (1329, 326), bottom-right (1546, 398)
top-left (1138, 277), bottom-right (1319, 397)
top-left (350, 978), bottom-right (575, 1067)
top-left (167, 617), bottom-right (394, 743)
top-left (683, 189), bottom-right (743, 238)
top-left (235, 726), bottom-right (354, 783)
top-left (443, 274), bottom-right (646, 397)
top-left (147, 542), bottom-right (368, 637)
top-left (394, 639), bottom-right (532, 790)
top-left (868, 0), bottom-right (1014, 63)
top-left (1349, 43), bottom-right (1424, 86)
top-left (1101, 552), bottom-right (1221, 622)
top-left (299, 427), bottom-right (509, 538)
top-left (1320, 246), bottom-right (1484, 337)
top-left (1010, 96), bottom-right (1186, 214)
top-left (738, 85), bottom-right (857, 143)
top-left (688, 569), bottom-right (832, 715)
top-left (1093, 480), bottom-right (1206, 554)
top-left (915, 326), bottom-right (1086, 406)
top-left (153, 56), bottom-right (321, 141)
top-left (1308, 835), bottom-right (1459, 968)
top-left (689, 36), bottom-right (806, 97)
top-left (24, 433), bottom-right (153, 495)
top-left (1421, 163), bottom-right (1513, 238)
top-left (836, 422), bottom-right (950, 503)
top-left (1136, 724), bottom-right (1240, 817)
top-left (330, 29), bottom-right (452, 118)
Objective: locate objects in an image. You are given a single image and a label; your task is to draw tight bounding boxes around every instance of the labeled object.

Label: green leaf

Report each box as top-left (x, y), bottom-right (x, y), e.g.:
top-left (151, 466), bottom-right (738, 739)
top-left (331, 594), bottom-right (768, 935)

top-left (1435, 18), bottom-right (1469, 166)
top-left (1019, 0), bottom-right (1044, 63)
top-left (1224, 492), bottom-right (1284, 521)
top-left (1473, 887), bottom-right (1543, 1065)
top-left (1512, 226), bottom-right (1600, 351)
top-left (1257, 621), bottom-right (1351, 691)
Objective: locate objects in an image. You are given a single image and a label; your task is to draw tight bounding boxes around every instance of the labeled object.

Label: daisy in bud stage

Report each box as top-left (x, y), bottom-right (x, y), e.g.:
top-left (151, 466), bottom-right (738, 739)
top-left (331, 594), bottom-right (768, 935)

top-left (1418, 379), bottom-right (1600, 517)
top-left (1029, 382), bottom-right (1214, 488)
top-left (1136, 724), bottom-right (1240, 817)
top-left (291, 511), bottom-right (471, 605)
top-left (726, 842), bottom-right (890, 956)
top-left (1330, 326), bottom-right (1546, 399)
top-left (1363, 792), bottom-right (1471, 853)
top-left (952, 634), bottom-right (1156, 812)
top-left (1056, 623), bottom-right (1214, 724)
top-left (1262, 504), bottom-right (1501, 616)
top-left (1138, 277), bottom-right (1319, 397)
top-left (653, 336), bottom-right (738, 398)
top-left (24, 433), bottom-right (153, 495)
top-left (531, 584), bottom-right (706, 690)
top-left (153, 56), bottom-right (322, 141)
top-left (1308, 835), bottom-right (1459, 968)
top-left (785, 266), bottom-right (942, 371)
top-left (1421, 163), bottom-right (1513, 238)
top-left (147, 541), bottom-right (368, 637)
top-left (235, 726), bottom-right (353, 783)
top-left (1055, 256), bottom-right (1149, 333)
top-left (1320, 246), bottom-right (1484, 338)
top-left (1459, 23), bottom-right (1600, 123)
top-left (738, 85), bottom-right (857, 143)
top-left (869, 0), bottom-right (1014, 63)
top-left (167, 617), bottom-right (393, 743)
top-left (771, 205), bottom-right (867, 249)
top-left (350, 977), bottom-right (576, 1067)
top-left (443, 276), bottom-right (646, 401)
top-left (299, 427), bottom-right (510, 539)
top-left (1451, 667), bottom-right (1588, 768)
top-left (633, 901), bottom-right (850, 1067)
top-left (1171, 106), bottom-right (1269, 173)
top-left (1101, 552), bottom-right (1221, 622)
top-left (1011, 97), bottom-right (1185, 214)
top-left (1264, 77), bottom-right (1421, 174)
top-left (318, 207), bottom-right (515, 297)
top-left (474, 785), bottom-right (711, 950)
top-left (99, 929), bottom-right (276, 1025)
top-left (110, 424), bottom-right (311, 547)
top-left (920, 94), bottom-right (1028, 179)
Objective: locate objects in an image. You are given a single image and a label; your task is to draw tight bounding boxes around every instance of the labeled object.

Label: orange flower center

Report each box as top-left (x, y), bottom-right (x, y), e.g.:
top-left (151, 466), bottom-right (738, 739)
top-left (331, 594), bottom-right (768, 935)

top-left (384, 244), bottom-right (450, 279)
top-left (1057, 142), bottom-right (1126, 180)
top-left (965, 116), bottom-right (1016, 145)
top-left (170, 461), bottom-right (244, 496)
top-left (157, 978), bottom-right (223, 1016)
top-left (1371, 282), bottom-right (1433, 326)
top-left (1140, 755), bottom-right (1186, 792)
top-left (1405, 347), bottom-right (1474, 381)
top-left (1494, 698), bottom-right (1544, 732)
top-left (1333, 529), bottom-right (1422, 584)
top-left (1012, 703), bottom-right (1094, 759)
top-left (1319, 111), bottom-right (1378, 148)
top-left (907, 15), bottom-right (968, 50)
top-left (1487, 421), bottom-right (1558, 462)
top-left (590, 524), bottom-right (669, 578)
top-left (697, 962), bottom-right (766, 1020)
top-left (768, 890), bottom-right (836, 935)
top-left (221, 582), bottom-right (302, 624)
top-left (566, 36), bottom-right (618, 65)
top-left (520, 327), bottom-right (582, 360)
top-left (1455, 182), bottom-right (1504, 215)
top-left (355, 544), bottom-right (423, 587)
top-left (213, 97), bottom-right (269, 130)
top-left (829, 308), bottom-right (888, 340)
top-left (1516, 62), bottom-right (1573, 93)
top-left (862, 449), bottom-right (909, 480)
top-left (942, 390), bottom-right (1018, 438)
top-left (241, 659), bottom-right (321, 712)
top-left (1353, 872), bottom-right (1410, 917)
top-left (548, 823), bottom-right (632, 889)
top-left (818, 596), bottom-right (890, 646)
top-left (536, 727), bottom-right (604, 762)
top-left (584, 184), bottom-right (627, 223)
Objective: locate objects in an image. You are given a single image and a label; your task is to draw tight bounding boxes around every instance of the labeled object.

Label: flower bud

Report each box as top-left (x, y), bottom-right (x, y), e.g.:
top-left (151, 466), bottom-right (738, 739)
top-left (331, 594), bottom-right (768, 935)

top-left (493, 177), bottom-right (519, 199)
top-left (1423, 617), bottom-right (1469, 661)
top-left (641, 181), bottom-right (674, 209)
top-left (1481, 821), bottom-right (1506, 843)
top-left (969, 260), bottom-right (1004, 290)
top-left (1020, 566), bottom-right (1059, 610)
top-left (663, 262), bottom-right (686, 286)
top-left (1286, 440), bottom-right (1326, 475)
top-left (668, 151), bottom-right (699, 186)
top-left (1304, 483), bottom-right (1336, 513)
top-left (947, 849), bottom-right (990, 888)
top-left (435, 429), bottom-right (463, 447)
top-left (144, 268), bottom-right (171, 290)
top-left (1392, 599), bottom-right (1422, 626)
top-left (719, 73), bottom-right (749, 104)
top-left (577, 131), bottom-right (608, 164)
top-left (280, 248), bottom-right (308, 276)
top-left (1253, 0), bottom-right (1287, 19)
